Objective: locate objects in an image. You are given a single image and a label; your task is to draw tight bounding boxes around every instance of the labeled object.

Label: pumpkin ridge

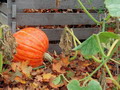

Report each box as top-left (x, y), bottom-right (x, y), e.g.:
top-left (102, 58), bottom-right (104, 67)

top-left (19, 30), bottom-right (46, 50)
top-left (17, 42), bottom-right (44, 53)
top-left (16, 48), bottom-right (43, 59)
top-left (15, 36), bottom-right (45, 52)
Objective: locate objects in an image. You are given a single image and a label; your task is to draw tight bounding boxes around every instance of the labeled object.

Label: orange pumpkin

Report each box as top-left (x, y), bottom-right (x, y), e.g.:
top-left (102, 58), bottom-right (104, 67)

top-left (13, 27), bottom-right (49, 67)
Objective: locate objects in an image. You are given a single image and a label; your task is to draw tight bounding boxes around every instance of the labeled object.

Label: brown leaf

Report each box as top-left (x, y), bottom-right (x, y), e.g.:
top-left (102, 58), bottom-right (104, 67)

top-left (11, 62), bottom-right (21, 71)
top-left (21, 61), bottom-right (32, 77)
top-left (14, 76), bottom-right (26, 84)
top-left (49, 77), bottom-right (64, 88)
top-left (61, 55), bottom-right (70, 67)
top-left (52, 61), bottom-right (66, 73)
top-left (42, 73), bottom-right (56, 82)
top-left (59, 27), bottom-right (73, 55)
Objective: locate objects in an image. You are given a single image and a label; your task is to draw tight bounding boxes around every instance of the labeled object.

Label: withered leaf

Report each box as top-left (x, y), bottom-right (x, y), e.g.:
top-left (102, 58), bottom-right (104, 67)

top-left (59, 27), bottom-right (73, 55)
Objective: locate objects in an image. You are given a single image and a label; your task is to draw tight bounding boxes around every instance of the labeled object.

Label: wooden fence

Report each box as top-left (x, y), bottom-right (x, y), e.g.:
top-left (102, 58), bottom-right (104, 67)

top-left (0, 0), bottom-right (104, 52)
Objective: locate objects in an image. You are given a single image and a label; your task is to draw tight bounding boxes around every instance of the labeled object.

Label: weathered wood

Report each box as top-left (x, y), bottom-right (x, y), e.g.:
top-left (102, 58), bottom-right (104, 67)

top-left (49, 44), bottom-right (61, 53)
top-left (0, 3), bottom-right (9, 14)
top-left (0, 12), bottom-right (8, 24)
top-left (15, 13), bottom-right (101, 25)
top-left (15, 0), bottom-right (104, 9)
top-left (42, 28), bottom-right (99, 41)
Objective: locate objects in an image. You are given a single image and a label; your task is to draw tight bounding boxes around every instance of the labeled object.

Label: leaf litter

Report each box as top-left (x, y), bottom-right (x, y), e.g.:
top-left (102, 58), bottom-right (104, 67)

top-left (0, 27), bottom-right (119, 90)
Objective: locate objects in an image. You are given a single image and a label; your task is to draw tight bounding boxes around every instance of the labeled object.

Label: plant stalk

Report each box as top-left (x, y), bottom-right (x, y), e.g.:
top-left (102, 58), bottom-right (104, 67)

top-left (77, 0), bottom-right (100, 25)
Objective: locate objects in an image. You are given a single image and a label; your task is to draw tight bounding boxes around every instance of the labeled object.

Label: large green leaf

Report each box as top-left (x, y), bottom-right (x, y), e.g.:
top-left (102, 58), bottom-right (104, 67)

top-left (104, 0), bottom-right (120, 17)
top-left (98, 32), bottom-right (120, 43)
top-left (67, 80), bottom-right (102, 90)
top-left (73, 35), bottom-right (100, 56)
top-left (87, 80), bottom-right (102, 90)
top-left (67, 80), bottom-right (85, 90)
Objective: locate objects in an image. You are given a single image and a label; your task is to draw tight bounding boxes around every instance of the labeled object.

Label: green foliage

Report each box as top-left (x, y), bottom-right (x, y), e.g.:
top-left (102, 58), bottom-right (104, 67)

top-left (104, 0), bottom-right (120, 17)
top-left (73, 35), bottom-right (100, 56)
top-left (52, 75), bottom-right (63, 85)
top-left (73, 32), bottom-right (120, 57)
top-left (67, 80), bottom-right (102, 90)
top-left (98, 32), bottom-right (120, 43)
top-left (67, 80), bottom-right (83, 90)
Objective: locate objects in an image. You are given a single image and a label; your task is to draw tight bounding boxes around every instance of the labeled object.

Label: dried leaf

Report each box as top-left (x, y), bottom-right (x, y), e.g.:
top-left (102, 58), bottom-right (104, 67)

top-left (59, 27), bottom-right (73, 55)
top-left (52, 61), bottom-right (65, 73)
top-left (49, 77), bottom-right (64, 88)
top-left (11, 62), bottom-right (21, 71)
top-left (61, 55), bottom-right (70, 67)
top-left (21, 61), bottom-right (32, 77)
top-left (42, 73), bottom-right (55, 82)
top-left (14, 76), bottom-right (26, 84)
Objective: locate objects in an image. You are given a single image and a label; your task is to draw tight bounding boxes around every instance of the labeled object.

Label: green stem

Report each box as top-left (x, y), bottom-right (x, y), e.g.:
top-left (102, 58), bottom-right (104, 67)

top-left (104, 64), bottom-right (120, 88)
top-left (91, 56), bottom-right (102, 63)
top-left (95, 35), bottom-right (107, 58)
top-left (70, 29), bottom-right (78, 61)
top-left (102, 20), bottom-right (105, 32)
top-left (77, 0), bottom-right (100, 25)
top-left (107, 39), bottom-right (119, 57)
top-left (110, 59), bottom-right (120, 65)
top-left (104, 14), bottom-right (111, 21)
top-left (61, 74), bottom-right (69, 83)
top-left (65, 27), bottom-right (81, 44)
top-left (79, 60), bottom-right (106, 82)
top-left (104, 63), bottom-right (113, 78)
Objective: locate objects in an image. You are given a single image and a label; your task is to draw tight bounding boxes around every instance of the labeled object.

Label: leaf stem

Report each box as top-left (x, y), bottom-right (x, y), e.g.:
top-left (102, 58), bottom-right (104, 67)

top-left (91, 56), bottom-right (102, 63)
top-left (110, 59), bottom-right (120, 65)
top-left (79, 60), bottom-right (106, 82)
top-left (104, 63), bottom-right (120, 88)
top-left (65, 27), bottom-right (81, 44)
top-left (95, 35), bottom-right (107, 58)
top-left (107, 39), bottom-right (119, 57)
top-left (61, 74), bottom-right (69, 83)
top-left (70, 29), bottom-right (78, 61)
top-left (77, 0), bottom-right (100, 25)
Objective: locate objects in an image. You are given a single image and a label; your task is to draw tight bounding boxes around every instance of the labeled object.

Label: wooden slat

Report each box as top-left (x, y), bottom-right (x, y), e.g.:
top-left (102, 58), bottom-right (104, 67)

top-left (43, 28), bottom-right (99, 41)
top-left (0, 13), bottom-right (8, 24)
top-left (49, 44), bottom-right (61, 53)
top-left (15, 0), bottom-right (104, 9)
top-left (15, 13), bottom-right (101, 25)
top-left (0, 3), bottom-right (9, 15)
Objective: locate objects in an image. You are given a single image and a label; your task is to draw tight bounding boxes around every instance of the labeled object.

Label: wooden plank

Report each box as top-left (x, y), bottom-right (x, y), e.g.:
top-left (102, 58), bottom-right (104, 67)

top-left (15, 13), bottom-right (101, 25)
top-left (0, 12), bottom-right (8, 24)
top-left (49, 44), bottom-right (61, 53)
top-left (0, 3), bottom-right (9, 15)
top-left (43, 28), bottom-right (99, 41)
top-left (15, 0), bottom-right (104, 9)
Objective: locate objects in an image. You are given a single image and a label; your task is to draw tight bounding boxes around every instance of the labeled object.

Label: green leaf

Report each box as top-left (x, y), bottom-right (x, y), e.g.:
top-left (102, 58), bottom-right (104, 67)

top-left (66, 71), bottom-right (75, 78)
top-left (52, 75), bottom-right (63, 85)
top-left (87, 80), bottom-right (102, 90)
top-left (67, 80), bottom-right (83, 90)
top-left (73, 35), bottom-right (100, 56)
top-left (99, 32), bottom-right (120, 43)
top-left (104, 0), bottom-right (120, 17)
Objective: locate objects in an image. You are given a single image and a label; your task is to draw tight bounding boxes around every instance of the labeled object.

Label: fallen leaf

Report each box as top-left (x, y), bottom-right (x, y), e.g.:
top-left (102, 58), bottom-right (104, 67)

top-left (61, 55), bottom-right (70, 67)
top-left (35, 75), bottom-right (43, 82)
top-left (42, 73), bottom-right (55, 82)
top-left (49, 77), bottom-right (64, 88)
top-left (11, 62), bottom-right (21, 71)
top-left (52, 61), bottom-right (66, 73)
top-left (21, 63), bottom-right (32, 78)
top-left (14, 76), bottom-right (26, 84)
